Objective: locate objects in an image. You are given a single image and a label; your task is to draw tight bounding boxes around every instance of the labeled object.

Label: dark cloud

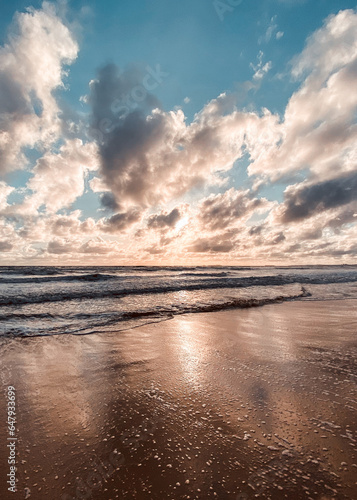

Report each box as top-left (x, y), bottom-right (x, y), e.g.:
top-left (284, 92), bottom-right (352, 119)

top-left (100, 192), bottom-right (121, 212)
top-left (100, 208), bottom-right (142, 233)
top-left (88, 63), bottom-right (170, 207)
top-left (147, 208), bottom-right (181, 229)
top-left (89, 63), bottom-right (161, 132)
top-left (249, 225), bottom-right (263, 236)
top-left (281, 171), bottom-right (357, 223)
top-left (286, 243), bottom-right (301, 252)
top-left (99, 110), bottom-right (167, 205)
top-left (271, 232), bottom-right (286, 245)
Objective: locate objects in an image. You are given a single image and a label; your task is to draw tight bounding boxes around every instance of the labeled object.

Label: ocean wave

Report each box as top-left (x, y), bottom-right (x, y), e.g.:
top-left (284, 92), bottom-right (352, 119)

top-left (0, 273), bottom-right (356, 307)
top-left (178, 272), bottom-right (229, 277)
top-left (0, 288), bottom-right (311, 337)
top-left (0, 272), bottom-right (120, 284)
top-left (0, 266), bottom-right (68, 276)
top-left (0, 271), bottom-right (230, 284)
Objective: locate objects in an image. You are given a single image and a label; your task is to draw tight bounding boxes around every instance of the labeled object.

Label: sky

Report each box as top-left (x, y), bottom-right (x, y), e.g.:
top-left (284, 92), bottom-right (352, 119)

top-left (0, 0), bottom-right (356, 265)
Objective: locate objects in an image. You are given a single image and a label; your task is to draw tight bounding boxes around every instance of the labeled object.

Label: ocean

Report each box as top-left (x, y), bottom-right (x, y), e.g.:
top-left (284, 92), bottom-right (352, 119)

top-left (0, 265), bottom-right (357, 338)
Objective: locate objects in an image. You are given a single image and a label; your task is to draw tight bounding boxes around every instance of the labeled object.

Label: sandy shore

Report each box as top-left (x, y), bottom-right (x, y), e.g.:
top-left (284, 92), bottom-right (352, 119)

top-left (0, 299), bottom-right (357, 499)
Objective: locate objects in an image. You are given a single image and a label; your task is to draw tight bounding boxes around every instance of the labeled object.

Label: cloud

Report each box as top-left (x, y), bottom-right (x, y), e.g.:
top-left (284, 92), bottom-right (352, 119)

top-left (0, 182), bottom-right (14, 211)
top-left (147, 208), bottom-right (181, 229)
top-left (22, 139), bottom-right (99, 214)
top-left (99, 208), bottom-right (143, 233)
top-left (87, 63), bottom-right (162, 139)
top-left (47, 236), bottom-right (119, 255)
top-left (279, 171), bottom-right (357, 223)
top-left (250, 51), bottom-right (272, 80)
top-left (49, 211), bottom-right (96, 237)
top-left (248, 9), bottom-right (357, 183)
top-left (197, 188), bottom-right (271, 231)
top-left (79, 238), bottom-right (118, 254)
top-left (89, 63), bottom-right (280, 211)
top-left (0, 2), bottom-right (78, 174)
top-left (259, 16), bottom-right (279, 45)
top-left (0, 241), bottom-right (13, 252)
top-left (47, 238), bottom-right (77, 255)
top-left (187, 230), bottom-right (238, 254)
top-left (99, 192), bottom-right (121, 212)
top-left (292, 9), bottom-right (357, 81)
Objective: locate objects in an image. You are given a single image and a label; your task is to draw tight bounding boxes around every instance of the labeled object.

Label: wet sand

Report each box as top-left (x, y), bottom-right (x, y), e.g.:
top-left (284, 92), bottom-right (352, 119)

top-left (0, 299), bottom-right (357, 499)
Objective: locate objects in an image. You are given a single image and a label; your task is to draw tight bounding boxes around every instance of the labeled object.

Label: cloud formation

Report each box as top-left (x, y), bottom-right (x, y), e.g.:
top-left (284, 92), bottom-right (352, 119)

top-left (249, 9), bottom-right (357, 183)
top-left (26, 139), bottom-right (98, 214)
top-left (0, 2), bottom-right (78, 174)
top-left (147, 208), bottom-right (181, 229)
top-left (280, 171), bottom-right (357, 223)
top-left (89, 65), bottom-right (280, 212)
top-left (197, 188), bottom-right (271, 231)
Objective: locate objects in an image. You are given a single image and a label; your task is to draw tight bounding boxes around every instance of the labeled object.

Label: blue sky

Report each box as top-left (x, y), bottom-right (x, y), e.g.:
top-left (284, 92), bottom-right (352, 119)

top-left (0, 0), bottom-right (356, 264)
top-left (42, 1), bottom-right (348, 118)
top-left (2, 0), bottom-right (354, 117)
top-left (55, 0), bottom-right (357, 112)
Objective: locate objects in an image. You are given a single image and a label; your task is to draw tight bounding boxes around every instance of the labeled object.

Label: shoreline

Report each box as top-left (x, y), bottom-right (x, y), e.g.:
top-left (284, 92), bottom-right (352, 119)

top-left (2, 295), bottom-right (357, 342)
top-left (0, 299), bottom-right (356, 499)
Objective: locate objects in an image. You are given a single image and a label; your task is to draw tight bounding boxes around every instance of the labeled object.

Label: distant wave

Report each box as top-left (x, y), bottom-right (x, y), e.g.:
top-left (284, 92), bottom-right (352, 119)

top-left (0, 272), bottom-right (356, 307)
top-left (0, 265), bottom-right (205, 276)
top-left (178, 272), bottom-right (228, 277)
top-left (0, 273), bottom-right (120, 284)
top-left (0, 266), bottom-right (68, 276)
top-left (0, 268), bottom-right (228, 283)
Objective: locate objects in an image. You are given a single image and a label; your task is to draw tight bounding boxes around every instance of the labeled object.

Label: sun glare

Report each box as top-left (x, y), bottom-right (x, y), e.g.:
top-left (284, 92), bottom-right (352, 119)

top-left (175, 216), bottom-right (189, 232)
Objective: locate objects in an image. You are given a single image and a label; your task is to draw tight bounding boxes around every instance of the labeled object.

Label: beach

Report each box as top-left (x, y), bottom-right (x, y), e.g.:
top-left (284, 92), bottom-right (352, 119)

top-left (1, 299), bottom-right (356, 499)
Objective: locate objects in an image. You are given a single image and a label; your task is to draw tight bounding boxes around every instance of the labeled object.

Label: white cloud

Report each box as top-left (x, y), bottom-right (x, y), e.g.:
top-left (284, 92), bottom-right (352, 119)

top-left (248, 9), bottom-right (357, 183)
top-left (0, 2), bottom-right (78, 174)
top-left (2, 140), bottom-right (99, 217)
top-left (0, 182), bottom-right (14, 211)
top-left (250, 51), bottom-right (272, 80)
top-left (25, 139), bottom-right (99, 214)
top-left (260, 16), bottom-right (278, 44)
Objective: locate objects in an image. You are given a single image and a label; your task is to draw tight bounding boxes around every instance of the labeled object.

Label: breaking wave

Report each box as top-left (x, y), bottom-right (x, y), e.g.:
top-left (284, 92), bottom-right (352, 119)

top-left (0, 265), bottom-right (356, 338)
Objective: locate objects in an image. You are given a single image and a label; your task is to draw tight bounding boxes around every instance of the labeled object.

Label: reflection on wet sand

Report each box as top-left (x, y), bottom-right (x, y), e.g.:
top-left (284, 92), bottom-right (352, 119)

top-left (0, 299), bottom-right (356, 499)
